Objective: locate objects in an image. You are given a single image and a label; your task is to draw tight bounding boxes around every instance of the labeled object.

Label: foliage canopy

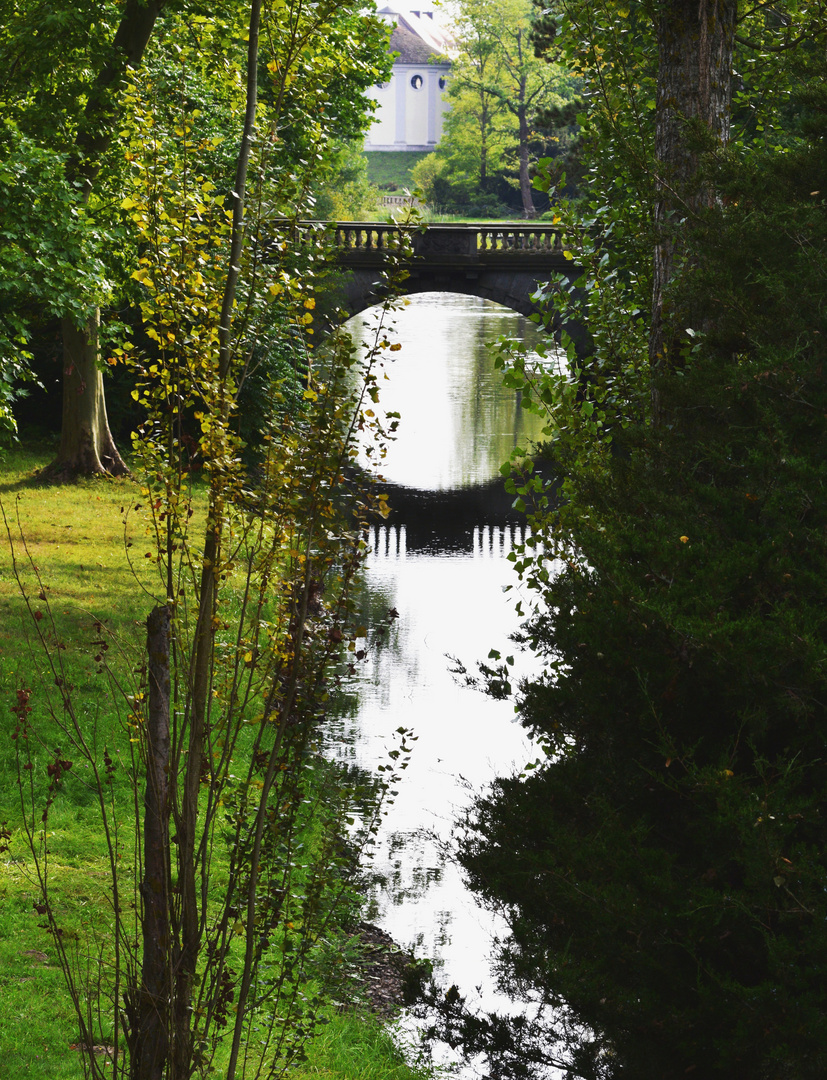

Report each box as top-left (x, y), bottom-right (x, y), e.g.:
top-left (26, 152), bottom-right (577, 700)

top-left (428, 3), bottom-right (827, 1078)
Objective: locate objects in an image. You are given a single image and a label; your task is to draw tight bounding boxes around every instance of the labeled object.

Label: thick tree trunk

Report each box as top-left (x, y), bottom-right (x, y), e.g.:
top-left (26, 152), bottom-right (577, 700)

top-left (649, 0), bottom-right (737, 420)
top-left (44, 312), bottom-right (129, 479)
top-left (48, 0), bottom-right (168, 480)
top-left (517, 120), bottom-right (536, 218)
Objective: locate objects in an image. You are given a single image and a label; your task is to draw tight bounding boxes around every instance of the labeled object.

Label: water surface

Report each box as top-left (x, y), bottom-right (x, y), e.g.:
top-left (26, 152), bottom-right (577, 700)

top-left (330, 293), bottom-right (560, 1074)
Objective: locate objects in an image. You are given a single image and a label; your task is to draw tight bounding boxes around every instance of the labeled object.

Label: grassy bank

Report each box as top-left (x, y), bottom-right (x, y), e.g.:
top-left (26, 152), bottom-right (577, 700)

top-left (363, 151), bottom-right (433, 193)
top-left (0, 441), bottom-right (433, 1080)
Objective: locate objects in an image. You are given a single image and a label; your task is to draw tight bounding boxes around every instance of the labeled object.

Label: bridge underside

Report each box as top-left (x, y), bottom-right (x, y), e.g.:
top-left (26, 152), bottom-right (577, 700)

top-left (337, 264), bottom-right (577, 321)
top-left (328, 262), bottom-right (590, 358)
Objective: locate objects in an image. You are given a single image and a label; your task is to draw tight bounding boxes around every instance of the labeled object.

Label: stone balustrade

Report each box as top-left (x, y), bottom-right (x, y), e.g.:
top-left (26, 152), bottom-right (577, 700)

top-left (328, 222), bottom-right (563, 259)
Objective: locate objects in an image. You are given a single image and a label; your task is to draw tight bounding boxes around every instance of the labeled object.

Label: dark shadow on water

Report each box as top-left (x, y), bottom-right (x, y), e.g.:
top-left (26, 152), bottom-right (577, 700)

top-left (369, 470), bottom-right (560, 555)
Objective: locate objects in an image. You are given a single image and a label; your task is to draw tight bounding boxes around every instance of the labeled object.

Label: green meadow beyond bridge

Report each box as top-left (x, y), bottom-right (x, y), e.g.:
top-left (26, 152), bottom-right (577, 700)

top-left (304, 222), bottom-right (588, 350)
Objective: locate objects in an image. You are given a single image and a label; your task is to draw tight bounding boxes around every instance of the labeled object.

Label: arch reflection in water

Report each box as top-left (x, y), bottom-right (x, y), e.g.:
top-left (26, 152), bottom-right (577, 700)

top-left (367, 523), bottom-right (535, 560)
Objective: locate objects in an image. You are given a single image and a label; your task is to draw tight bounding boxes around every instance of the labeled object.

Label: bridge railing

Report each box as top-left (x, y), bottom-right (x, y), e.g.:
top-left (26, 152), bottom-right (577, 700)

top-left (476, 226), bottom-right (562, 253)
top-left (333, 223), bottom-right (401, 250)
top-left (329, 222), bottom-right (564, 257)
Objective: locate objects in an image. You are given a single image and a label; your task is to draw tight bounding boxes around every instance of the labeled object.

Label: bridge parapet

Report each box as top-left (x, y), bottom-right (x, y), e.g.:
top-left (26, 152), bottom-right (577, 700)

top-left (330, 222), bottom-right (564, 263)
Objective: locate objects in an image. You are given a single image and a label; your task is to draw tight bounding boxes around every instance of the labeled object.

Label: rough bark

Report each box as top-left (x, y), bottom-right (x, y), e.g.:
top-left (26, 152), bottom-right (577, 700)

top-left (42, 312), bottom-right (130, 479)
top-left (131, 605), bottom-right (172, 1080)
top-left (649, 0), bottom-right (737, 421)
top-left (49, 0), bottom-right (168, 479)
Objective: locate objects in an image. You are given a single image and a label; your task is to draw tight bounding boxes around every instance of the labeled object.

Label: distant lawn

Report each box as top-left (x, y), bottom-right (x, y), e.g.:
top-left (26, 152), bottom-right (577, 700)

top-left (363, 151), bottom-right (433, 192)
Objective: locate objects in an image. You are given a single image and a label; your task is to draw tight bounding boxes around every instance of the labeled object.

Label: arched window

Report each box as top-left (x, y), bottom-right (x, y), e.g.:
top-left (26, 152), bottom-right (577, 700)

top-left (410, 74), bottom-right (424, 90)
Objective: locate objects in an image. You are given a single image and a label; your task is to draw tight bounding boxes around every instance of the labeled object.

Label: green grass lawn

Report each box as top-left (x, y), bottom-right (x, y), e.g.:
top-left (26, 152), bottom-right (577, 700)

top-left (0, 441), bottom-right (435, 1080)
top-left (362, 151), bottom-right (433, 192)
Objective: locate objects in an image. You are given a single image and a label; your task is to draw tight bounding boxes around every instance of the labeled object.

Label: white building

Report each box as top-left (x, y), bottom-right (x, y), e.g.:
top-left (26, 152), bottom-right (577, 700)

top-left (364, 6), bottom-right (453, 152)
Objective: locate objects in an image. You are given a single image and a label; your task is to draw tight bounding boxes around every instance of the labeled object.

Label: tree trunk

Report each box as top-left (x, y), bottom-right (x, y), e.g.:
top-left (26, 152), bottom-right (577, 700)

top-left (48, 0), bottom-right (168, 480)
top-left (649, 0), bottom-right (737, 420)
top-left (174, 5), bottom-right (263, 1074)
top-left (44, 312), bottom-right (129, 479)
top-left (516, 75), bottom-right (536, 219)
top-left (131, 605), bottom-right (172, 1080)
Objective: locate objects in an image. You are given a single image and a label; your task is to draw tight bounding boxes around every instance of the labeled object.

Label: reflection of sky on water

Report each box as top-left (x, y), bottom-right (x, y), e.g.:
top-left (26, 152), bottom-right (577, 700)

top-left (326, 538), bottom-right (543, 1075)
top-left (329, 294), bottom-right (564, 1077)
top-left (346, 292), bottom-right (551, 490)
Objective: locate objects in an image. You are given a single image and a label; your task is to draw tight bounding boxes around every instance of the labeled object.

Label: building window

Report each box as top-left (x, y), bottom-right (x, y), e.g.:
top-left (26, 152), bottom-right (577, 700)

top-left (438, 76), bottom-right (447, 90)
top-left (410, 74), bottom-right (424, 90)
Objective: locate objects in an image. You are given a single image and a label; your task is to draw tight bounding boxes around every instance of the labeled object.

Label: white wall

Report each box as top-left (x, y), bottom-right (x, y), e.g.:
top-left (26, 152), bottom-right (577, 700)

top-left (364, 64), bottom-right (450, 151)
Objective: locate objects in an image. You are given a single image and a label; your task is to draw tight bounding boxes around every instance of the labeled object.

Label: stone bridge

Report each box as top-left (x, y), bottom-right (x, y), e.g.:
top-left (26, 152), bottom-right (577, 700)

top-left (297, 222), bottom-right (588, 351)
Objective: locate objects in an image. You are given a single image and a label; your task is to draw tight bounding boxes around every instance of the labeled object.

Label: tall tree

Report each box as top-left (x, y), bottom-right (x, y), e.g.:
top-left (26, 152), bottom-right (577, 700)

top-left (1, 0), bottom-right (169, 476)
top-left (648, 0), bottom-right (737, 422)
top-left (0, 0), bottom-right (389, 475)
top-left (442, 12), bottom-right (511, 195)
top-left (438, 0), bottom-right (578, 216)
top-left (427, 3), bottom-right (827, 1078)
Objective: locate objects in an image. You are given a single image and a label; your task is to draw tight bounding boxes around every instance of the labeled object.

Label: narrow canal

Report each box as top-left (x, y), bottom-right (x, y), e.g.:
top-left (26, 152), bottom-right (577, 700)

top-left (327, 292), bottom-right (559, 1074)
